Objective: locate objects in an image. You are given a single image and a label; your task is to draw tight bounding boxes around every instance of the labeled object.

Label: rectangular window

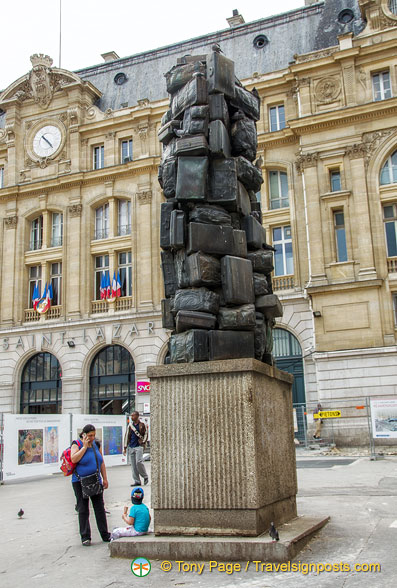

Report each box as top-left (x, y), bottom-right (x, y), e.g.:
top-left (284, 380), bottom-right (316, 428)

top-left (330, 170), bottom-right (341, 192)
top-left (272, 226), bottom-right (294, 276)
top-left (269, 105), bottom-right (286, 132)
top-left (121, 139), bottom-right (133, 163)
top-left (269, 171), bottom-right (289, 209)
top-left (30, 216), bottom-right (43, 250)
top-left (383, 204), bottom-right (397, 257)
top-left (393, 293), bottom-right (397, 326)
top-left (372, 71), bottom-right (392, 101)
top-left (93, 145), bottom-right (104, 169)
top-left (94, 204), bottom-right (109, 239)
top-left (334, 211), bottom-right (348, 262)
top-left (0, 167), bottom-right (4, 189)
top-left (118, 200), bottom-right (131, 235)
top-left (29, 265), bottom-right (42, 308)
top-left (50, 262), bottom-right (62, 306)
top-left (51, 213), bottom-right (63, 247)
top-left (118, 251), bottom-right (132, 296)
top-left (94, 255), bottom-right (109, 300)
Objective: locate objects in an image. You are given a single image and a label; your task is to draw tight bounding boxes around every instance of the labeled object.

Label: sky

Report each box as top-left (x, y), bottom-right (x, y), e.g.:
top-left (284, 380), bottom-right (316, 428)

top-left (0, 0), bottom-right (304, 90)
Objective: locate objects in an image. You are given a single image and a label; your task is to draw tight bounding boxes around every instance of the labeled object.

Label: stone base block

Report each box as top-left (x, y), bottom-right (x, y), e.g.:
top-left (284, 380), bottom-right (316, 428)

top-left (148, 358), bottom-right (297, 537)
top-left (154, 496), bottom-right (296, 536)
top-left (109, 515), bottom-right (330, 562)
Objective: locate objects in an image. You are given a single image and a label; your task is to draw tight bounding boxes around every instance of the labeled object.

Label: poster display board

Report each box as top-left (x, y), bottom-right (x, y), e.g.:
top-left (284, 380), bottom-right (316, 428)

top-left (3, 414), bottom-right (70, 481)
top-left (72, 414), bottom-right (127, 467)
top-left (371, 398), bottom-right (397, 439)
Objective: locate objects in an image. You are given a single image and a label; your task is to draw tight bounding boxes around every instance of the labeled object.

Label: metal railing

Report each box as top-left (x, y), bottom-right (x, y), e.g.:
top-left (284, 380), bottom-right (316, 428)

top-left (50, 237), bottom-right (63, 247)
top-left (293, 397), bottom-right (396, 456)
top-left (29, 240), bottom-right (42, 251)
top-left (118, 224), bottom-right (131, 236)
top-left (93, 228), bottom-right (109, 240)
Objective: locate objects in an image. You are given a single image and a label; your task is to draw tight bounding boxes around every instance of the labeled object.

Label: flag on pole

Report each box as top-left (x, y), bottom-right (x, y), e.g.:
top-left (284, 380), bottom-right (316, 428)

top-left (106, 272), bottom-right (111, 299)
top-left (100, 272), bottom-right (106, 300)
top-left (116, 272), bottom-right (122, 297)
top-left (32, 282), bottom-right (41, 310)
top-left (37, 282), bottom-right (52, 314)
top-left (111, 272), bottom-right (117, 298)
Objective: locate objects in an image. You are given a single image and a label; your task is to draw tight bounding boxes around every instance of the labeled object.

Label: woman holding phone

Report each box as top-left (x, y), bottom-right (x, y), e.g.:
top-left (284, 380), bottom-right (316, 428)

top-left (70, 424), bottom-right (111, 545)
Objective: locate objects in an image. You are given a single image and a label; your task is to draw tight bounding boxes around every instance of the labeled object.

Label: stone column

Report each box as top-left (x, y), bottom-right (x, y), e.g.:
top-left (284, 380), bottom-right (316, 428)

top-left (66, 203), bottom-right (83, 318)
top-left (346, 145), bottom-right (376, 279)
top-left (297, 154), bottom-right (327, 285)
top-left (136, 188), bottom-right (153, 308)
top-left (148, 359), bottom-right (297, 537)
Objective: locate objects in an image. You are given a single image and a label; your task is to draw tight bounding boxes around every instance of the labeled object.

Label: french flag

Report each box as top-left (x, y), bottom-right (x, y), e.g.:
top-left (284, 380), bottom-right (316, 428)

top-left (32, 282), bottom-right (41, 310)
top-left (116, 272), bottom-right (122, 297)
top-left (106, 272), bottom-right (111, 299)
top-left (100, 272), bottom-right (106, 300)
top-left (111, 272), bottom-right (117, 298)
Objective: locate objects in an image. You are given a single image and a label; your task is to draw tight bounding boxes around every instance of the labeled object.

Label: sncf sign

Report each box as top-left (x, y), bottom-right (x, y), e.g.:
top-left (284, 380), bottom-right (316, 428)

top-left (137, 381), bottom-right (150, 393)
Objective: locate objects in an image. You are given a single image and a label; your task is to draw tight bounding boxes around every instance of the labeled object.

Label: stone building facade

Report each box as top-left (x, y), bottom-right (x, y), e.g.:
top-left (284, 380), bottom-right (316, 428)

top-left (0, 0), bottom-right (396, 424)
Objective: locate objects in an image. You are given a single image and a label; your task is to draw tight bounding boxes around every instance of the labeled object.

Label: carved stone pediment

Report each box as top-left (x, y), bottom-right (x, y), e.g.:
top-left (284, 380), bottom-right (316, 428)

top-left (0, 54), bottom-right (88, 110)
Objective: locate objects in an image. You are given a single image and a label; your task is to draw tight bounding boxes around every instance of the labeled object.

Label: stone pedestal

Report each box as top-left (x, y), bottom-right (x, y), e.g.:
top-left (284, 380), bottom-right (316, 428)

top-left (147, 359), bottom-right (297, 537)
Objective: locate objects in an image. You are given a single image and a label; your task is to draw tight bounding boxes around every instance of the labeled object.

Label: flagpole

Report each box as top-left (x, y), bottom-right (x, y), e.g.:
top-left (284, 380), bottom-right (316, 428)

top-left (59, 0), bottom-right (62, 68)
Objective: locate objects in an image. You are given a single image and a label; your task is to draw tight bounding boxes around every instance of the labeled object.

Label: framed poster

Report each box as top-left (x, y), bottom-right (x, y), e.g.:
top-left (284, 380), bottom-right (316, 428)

top-left (3, 414), bottom-right (70, 481)
top-left (371, 398), bottom-right (397, 439)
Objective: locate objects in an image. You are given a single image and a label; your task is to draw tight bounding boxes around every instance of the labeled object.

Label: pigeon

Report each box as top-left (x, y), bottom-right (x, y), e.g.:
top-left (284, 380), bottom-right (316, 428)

top-left (269, 522), bottom-right (279, 542)
top-left (17, 508), bottom-right (24, 519)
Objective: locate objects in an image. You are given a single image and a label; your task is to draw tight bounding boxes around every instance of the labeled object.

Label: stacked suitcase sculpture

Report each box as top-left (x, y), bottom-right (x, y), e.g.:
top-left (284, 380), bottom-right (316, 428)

top-left (158, 47), bottom-right (283, 364)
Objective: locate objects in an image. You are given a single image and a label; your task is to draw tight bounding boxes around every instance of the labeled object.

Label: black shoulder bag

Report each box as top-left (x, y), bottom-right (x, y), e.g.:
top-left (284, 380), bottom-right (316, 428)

top-left (75, 441), bottom-right (103, 499)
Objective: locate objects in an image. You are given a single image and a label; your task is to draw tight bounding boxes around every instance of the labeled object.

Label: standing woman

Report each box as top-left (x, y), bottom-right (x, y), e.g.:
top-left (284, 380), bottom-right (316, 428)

top-left (71, 424), bottom-right (111, 545)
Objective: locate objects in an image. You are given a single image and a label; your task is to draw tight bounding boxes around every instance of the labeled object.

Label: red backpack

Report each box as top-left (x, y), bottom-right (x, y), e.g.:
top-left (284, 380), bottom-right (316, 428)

top-left (60, 440), bottom-right (81, 476)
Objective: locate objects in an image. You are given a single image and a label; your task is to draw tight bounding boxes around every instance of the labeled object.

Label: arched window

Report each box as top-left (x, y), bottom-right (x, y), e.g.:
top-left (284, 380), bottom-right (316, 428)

top-left (272, 328), bottom-right (305, 407)
top-left (273, 328), bottom-right (302, 358)
top-left (89, 344), bottom-right (135, 414)
top-left (389, 0), bottom-right (397, 16)
top-left (380, 150), bottom-right (397, 185)
top-left (21, 353), bottom-right (62, 414)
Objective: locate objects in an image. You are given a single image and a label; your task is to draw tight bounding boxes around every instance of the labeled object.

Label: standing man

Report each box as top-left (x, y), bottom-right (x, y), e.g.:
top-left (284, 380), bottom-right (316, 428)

top-left (123, 411), bottom-right (149, 486)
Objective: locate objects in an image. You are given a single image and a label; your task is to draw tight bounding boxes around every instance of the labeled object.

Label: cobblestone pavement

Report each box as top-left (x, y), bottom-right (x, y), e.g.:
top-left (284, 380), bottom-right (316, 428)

top-left (1, 454), bottom-right (397, 587)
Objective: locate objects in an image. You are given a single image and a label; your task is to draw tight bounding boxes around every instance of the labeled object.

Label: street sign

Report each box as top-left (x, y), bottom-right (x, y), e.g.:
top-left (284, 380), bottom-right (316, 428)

top-left (314, 410), bottom-right (341, 419)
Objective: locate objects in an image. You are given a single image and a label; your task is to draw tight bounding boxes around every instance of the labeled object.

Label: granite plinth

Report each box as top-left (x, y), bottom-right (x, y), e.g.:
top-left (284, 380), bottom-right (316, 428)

top-left (147, 359), bottom-right (297, 536)
top-left (109, 515), bottom-right (330, 562)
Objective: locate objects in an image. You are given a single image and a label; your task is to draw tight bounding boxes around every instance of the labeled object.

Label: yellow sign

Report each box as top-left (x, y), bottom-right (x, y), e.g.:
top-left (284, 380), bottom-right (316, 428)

top-left (314, 410), bottom-right (341, 419)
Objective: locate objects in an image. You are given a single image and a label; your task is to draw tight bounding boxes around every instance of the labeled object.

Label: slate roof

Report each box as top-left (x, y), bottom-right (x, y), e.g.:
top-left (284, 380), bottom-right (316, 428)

top-left (76, 0), bottom-right (364, 112)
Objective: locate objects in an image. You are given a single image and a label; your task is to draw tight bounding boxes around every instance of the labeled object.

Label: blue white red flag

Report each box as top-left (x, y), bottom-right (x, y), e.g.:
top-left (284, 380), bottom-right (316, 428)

top-left (106, 272), bottom-right (111, 299)
top-left (32, 282), bottom-right (41, 310)
top-left (111, 272), bottom-right (117, 298)
top-left (37, 282), bottom-right (52, 314)
top-left (100, 272), bottom-right (106, 300)
top-left (116, 272), bottom-right (122, 297)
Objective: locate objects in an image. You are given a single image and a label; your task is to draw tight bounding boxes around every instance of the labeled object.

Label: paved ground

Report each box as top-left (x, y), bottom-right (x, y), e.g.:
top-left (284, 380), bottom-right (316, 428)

top-left (1, 450), bottom-right (397, 587)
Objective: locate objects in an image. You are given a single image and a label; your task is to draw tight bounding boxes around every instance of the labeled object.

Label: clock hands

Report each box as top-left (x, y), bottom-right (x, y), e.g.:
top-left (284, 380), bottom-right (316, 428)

top-left (41, 135), bottom-right (53, 148)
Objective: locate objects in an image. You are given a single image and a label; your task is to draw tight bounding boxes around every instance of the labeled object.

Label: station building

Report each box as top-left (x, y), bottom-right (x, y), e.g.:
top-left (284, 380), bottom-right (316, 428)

top-left (0, 0), bottom-right (396, 431)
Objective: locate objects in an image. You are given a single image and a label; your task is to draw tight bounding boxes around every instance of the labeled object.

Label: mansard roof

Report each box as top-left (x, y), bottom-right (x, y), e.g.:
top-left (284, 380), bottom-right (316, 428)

top-left (76, 0), bottom-right (364, 111)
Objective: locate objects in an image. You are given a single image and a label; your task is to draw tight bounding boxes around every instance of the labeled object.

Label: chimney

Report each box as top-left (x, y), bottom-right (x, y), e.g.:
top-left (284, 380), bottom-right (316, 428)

top-left (101, 51), bottom-right (120, 63)
top-left (227, 9), bottom-right (245, 27)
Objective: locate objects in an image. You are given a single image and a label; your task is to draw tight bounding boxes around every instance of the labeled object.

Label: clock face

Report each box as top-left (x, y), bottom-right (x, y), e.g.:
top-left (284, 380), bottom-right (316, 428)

top-left (32, 125), bottom-right (62, 158)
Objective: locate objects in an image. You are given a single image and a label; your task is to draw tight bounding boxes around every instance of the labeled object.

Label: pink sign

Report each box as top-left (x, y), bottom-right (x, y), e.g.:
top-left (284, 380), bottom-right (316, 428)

top-left (137, 381), bottom-right (150, 394)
